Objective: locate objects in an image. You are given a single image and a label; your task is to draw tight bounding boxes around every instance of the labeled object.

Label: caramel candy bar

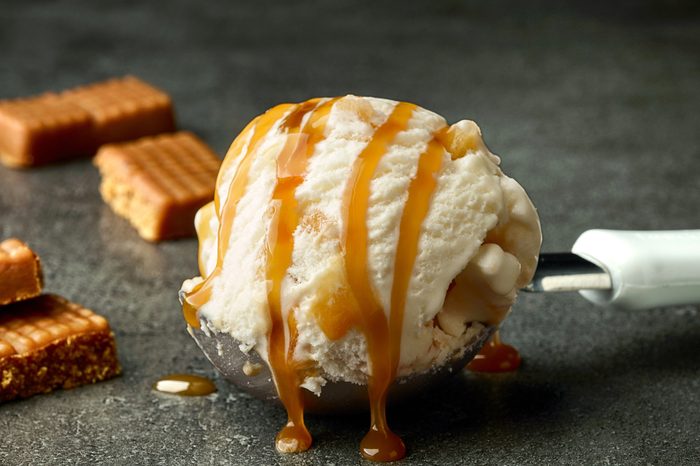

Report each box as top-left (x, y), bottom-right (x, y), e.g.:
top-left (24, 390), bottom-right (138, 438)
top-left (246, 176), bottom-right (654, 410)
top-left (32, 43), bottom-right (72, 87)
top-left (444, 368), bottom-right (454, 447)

top-left (0, 94), bottom-right (95, 167)
top-left (0, 294), bottom-right (121, 402)
top-left (62, 76), bottom-right (175, 146)
top-left (0, 239), bottom-right (43, 305)
top-left (94, 131), bottom-right (221, 241)
top-left (0, 76), bottom-right (176, 168)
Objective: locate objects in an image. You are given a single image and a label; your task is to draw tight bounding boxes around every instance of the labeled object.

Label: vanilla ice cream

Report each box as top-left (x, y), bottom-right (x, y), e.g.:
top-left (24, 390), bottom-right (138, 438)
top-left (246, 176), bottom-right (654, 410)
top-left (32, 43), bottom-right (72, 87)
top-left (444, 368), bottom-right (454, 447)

top-left (180, 96), bottom-right (541, 460)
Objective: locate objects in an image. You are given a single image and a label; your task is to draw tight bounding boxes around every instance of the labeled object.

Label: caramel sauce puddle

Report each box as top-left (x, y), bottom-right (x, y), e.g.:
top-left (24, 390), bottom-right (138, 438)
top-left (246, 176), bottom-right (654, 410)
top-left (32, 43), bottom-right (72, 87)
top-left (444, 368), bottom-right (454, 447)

top-left (152, 374), bottom-right (217, 396)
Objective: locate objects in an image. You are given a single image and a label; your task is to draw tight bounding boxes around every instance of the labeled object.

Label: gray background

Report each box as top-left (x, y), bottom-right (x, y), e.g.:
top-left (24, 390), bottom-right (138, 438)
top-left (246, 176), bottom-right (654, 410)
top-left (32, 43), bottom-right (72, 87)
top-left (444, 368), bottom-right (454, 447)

top-left (1, 0), bottom-right (699, 464)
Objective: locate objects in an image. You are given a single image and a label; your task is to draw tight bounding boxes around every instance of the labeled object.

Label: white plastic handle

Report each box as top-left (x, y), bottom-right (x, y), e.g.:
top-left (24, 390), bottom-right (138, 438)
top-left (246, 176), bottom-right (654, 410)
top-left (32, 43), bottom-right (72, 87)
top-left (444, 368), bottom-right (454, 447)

top-left (571, 229), bottom-right (700, 310)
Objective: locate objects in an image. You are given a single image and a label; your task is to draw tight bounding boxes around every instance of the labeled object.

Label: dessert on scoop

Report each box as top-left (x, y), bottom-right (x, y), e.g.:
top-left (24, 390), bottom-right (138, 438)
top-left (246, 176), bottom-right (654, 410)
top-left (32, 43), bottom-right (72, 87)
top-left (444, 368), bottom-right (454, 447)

top-left (180, 95), bottom-right (542, 461)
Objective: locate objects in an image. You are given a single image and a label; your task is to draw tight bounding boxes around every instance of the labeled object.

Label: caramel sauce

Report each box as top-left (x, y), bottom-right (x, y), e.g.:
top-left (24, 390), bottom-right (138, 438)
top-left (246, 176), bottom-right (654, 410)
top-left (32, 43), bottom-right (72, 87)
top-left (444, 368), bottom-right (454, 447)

top-left (183, 299), bottom-right (200, 328)
top-left (342, 102), bottom-right (417, 461)
top-left (195, 201), bottom-right (215, 276)
top-left (183, 103), bottom-right (293, 326)
top-left (312, 283), bottom-right (357, 341)
top-left (467, 331), bottom-right (521, 373)
top-left (265, 98), bottom-right (337, 453)
top-left (390, 134), bottom-right (444, 375)
top-left (152, 374), bottom-right (217, 396)
top-left (357, 127), bottom-right (445, 462)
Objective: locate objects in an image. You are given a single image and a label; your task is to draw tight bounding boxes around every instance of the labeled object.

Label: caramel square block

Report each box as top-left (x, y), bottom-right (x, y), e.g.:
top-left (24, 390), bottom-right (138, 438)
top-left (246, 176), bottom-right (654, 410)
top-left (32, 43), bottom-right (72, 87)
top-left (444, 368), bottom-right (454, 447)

top-left (62, 76), bottom-right (175, 145)
top-left (0, 94), bottom-right (95, 168)
top-left (0, 294), bottom-right (121, 402)
top-left (0, 239), bottom-right (43, 305)
top-left (94, 131), bottom-right (221, 241)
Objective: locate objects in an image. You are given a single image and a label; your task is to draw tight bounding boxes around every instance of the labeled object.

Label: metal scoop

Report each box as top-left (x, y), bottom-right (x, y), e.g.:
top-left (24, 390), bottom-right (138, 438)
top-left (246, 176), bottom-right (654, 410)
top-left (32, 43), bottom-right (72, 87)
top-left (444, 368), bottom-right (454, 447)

top-left (189, 323), bottom-right (496, 414)
top-left (187, 229), bottom-right (700, 413)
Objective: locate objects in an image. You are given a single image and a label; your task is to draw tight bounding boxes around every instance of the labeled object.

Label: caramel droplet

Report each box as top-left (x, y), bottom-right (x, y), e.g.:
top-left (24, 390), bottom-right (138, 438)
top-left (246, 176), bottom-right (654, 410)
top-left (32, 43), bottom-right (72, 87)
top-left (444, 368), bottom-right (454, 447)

top-left (467, 332), bottom-right (521, 373)
top-left (276, 420), bottom-right (313, 453)
top-left (152, 374), bottom-right (217, 396)
top-left (360, 424), bottom-right (406, 462)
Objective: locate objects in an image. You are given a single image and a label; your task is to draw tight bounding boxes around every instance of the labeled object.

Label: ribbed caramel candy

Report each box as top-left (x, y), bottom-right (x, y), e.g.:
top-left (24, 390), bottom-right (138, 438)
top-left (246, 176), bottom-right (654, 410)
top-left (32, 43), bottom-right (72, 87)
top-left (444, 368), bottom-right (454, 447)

top-left (0, 294), bottom-right (121, 402)
top-left (0, 94), bottom-right (94, 167)
top-left (0, 76), bottom-right (176, 168)
top-left (94, 131), bottom-right (220, 241)
top-left (0, 239), bottom-right (43, 305)
top-left (62, 76), bottom-right (175, 145)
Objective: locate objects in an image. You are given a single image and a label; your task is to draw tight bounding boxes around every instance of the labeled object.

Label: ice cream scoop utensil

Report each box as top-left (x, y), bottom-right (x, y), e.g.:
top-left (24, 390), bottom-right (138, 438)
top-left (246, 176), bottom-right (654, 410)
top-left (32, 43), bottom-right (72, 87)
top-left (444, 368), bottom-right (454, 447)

top-left (523, 252), bottom-right (611, 293)
top-left (525, 229), bottom-right (700, 310)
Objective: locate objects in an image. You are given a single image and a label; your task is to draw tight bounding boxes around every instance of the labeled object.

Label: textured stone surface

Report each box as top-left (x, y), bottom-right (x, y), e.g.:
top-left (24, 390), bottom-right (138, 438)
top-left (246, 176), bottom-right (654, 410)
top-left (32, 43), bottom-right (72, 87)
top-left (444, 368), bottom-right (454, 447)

top-left (1, 0), bottom-right (699, 464)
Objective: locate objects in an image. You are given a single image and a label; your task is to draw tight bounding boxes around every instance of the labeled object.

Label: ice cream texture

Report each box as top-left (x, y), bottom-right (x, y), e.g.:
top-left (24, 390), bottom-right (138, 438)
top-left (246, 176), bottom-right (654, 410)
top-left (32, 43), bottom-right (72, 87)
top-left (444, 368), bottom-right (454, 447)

top-left (180, 96), bottom-right (542, 460)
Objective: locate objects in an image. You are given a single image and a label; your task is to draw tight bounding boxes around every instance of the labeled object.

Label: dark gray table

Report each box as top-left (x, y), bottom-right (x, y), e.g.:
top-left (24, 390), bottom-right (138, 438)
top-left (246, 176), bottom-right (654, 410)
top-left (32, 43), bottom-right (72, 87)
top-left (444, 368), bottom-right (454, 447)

top-left (1, 1), bottom-right (698, 464)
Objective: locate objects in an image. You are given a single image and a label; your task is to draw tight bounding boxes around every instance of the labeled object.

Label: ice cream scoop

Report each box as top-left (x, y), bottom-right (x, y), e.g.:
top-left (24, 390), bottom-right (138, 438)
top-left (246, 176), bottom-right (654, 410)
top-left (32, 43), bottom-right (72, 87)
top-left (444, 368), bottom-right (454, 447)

top-left (180, 96), bottom-right (542, 461)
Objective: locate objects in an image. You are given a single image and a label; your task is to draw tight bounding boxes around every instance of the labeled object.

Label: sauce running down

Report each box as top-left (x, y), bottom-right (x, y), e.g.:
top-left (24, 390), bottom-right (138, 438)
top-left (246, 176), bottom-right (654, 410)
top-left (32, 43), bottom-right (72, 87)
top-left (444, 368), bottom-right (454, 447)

top-left (265, 98), bottom-right (338, 452)
top-left (341, 102), bottom-right (417, 461)
top-left (467, 331), bottom-right (521, 373)
top-left (152, 374), bottom-right (217, 396)
top-left (183, 103), bottom-right (293, 327)
top-left (183, 98), bottom-right (457, 461)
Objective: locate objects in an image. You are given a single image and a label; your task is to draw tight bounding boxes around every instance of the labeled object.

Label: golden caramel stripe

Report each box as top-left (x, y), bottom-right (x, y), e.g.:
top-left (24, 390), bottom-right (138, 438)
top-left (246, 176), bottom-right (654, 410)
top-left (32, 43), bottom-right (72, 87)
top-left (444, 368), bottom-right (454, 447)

top-left (183, 103), bottom-right (293, 326)
top-left (389, 133), bottom-right (444, 375)
top-left (195, 200), bottom-right (215, 276)
top-left (215, 104), bottom-right (293, 256)
top-left (341, 101), bottom-right (415, 460)
top-left (215, 104), bottom-right (293, 212)
top-left (265, 97), bottom-right (338, 453)
top-left (215, 118), bottom-right (259, 211)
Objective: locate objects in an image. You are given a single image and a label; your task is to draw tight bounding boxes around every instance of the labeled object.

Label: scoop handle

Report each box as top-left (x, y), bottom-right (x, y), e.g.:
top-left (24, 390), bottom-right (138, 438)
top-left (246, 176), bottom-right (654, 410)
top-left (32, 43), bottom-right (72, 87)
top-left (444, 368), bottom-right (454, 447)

top-left (571, 229), bottom-right (700, 310)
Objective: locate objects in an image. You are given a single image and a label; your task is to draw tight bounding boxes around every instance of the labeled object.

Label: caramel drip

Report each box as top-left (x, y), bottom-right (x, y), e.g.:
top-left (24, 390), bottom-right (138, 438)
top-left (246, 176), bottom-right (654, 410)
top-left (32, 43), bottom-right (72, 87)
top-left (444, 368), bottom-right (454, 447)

top-left (214, 104), bottom-right (293, 213)
top-left (467, 330), bottom-right (521, 373)
top-left (152, 374), bottom-right (217, 396)
top-left (183, 103), bottom-right (293, 327)
top-left (195, 200), bottom-right (215, 276)
top-left (341, 102), bottom-right (415, 462)
top-left (266, 98), bottom-right (338, 453)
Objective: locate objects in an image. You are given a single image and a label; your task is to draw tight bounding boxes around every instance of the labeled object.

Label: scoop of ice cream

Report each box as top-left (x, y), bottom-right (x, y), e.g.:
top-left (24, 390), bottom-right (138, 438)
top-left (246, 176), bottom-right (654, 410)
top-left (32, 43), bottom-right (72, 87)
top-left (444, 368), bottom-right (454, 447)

top-left (182, 96), bottom-right (540, 389)
top-left (181, 95), bottom-right (541, 457)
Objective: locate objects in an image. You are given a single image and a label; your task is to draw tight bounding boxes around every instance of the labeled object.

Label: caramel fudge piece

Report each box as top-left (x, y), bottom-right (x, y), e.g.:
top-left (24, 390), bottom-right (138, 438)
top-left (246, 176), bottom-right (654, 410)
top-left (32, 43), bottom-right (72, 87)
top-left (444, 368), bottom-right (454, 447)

top-left (0, 239), bottom-right (43, 305)
top-left (94, 131), bottom-right (221, 241)
top-left (0, 94), bottom-right (95, 167)
top-left (0, 294), bottom-right (121, 402)
top-left (62, 76), bottom-right (175, 145)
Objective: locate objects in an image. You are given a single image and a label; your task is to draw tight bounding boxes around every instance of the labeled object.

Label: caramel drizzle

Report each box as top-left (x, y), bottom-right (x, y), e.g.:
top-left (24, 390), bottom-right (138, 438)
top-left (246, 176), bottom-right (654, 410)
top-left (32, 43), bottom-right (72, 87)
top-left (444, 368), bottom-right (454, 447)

top-left (183, 103), bottom-right (293, 327)
top-left (195, 200), bottom-right (215, 276)
top-left (341, 102), bottom-right (424, 461)
top-left (264, 97), bottom-right (338, 452)
top-left (389, 134), bottom-right (444, 376)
